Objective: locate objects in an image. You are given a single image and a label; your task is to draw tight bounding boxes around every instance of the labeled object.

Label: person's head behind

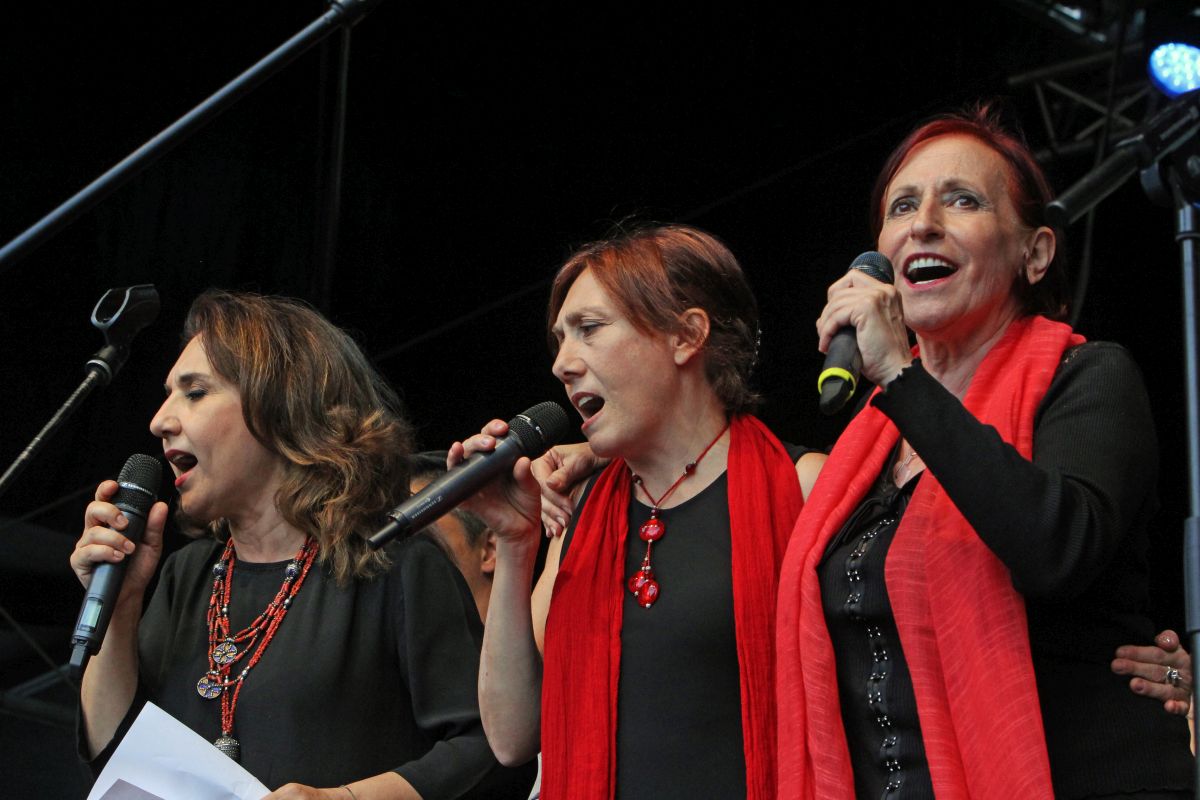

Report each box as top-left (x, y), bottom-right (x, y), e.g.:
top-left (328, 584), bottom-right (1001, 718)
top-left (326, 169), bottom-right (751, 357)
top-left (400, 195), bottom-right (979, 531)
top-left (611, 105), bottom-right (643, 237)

top-left (181, 289), bottom-right (413, 583)
top-left (870, 101), bottom-right (1068, 322)
top-left (408, 451), bottom-right (495, 619)
top-left (547, 223), bottom-right (761, 415)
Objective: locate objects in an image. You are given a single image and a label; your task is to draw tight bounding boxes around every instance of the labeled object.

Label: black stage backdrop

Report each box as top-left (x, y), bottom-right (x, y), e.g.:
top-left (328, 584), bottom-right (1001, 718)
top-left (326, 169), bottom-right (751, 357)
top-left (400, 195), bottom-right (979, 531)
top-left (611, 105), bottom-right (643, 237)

top-left (0, 2), bottom-right (1189, 795)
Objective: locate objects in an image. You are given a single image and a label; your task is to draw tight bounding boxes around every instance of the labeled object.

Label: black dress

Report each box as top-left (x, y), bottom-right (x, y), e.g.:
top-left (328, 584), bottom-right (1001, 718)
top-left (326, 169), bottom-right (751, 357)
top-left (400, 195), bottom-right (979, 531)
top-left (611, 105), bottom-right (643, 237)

top-left (818, 343), bottom-right (1193, 798)
top-left (86, 534), bottom-right (535, 799)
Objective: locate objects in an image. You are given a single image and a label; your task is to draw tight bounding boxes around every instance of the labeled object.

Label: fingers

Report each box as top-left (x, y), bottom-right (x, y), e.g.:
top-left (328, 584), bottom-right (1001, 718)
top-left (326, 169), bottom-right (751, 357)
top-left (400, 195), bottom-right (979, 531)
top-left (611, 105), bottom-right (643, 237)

top-left (73, 484), bottom-right (171, 590)
top-left (531, 453), bottom-right (572, 537)
top-left (71, 518), bottom-right (137, 588)
top-left (1156, 629), bottom-right (1182, 652)
top-left (1113, 635), bottom-right (1193, 712)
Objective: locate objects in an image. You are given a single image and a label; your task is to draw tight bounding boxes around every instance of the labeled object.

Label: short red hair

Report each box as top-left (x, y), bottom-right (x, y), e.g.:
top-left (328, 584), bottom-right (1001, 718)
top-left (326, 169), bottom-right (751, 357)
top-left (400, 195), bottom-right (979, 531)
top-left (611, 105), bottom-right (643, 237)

top-left (547, 224), bottom-right (761, 414)
top-left (870, 102), bottom-right (1069, 320)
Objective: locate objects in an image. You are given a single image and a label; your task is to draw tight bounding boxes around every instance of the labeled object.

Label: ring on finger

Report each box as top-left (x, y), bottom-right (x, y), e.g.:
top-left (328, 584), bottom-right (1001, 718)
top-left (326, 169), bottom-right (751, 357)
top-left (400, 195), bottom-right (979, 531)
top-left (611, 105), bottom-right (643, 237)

top-left (1165, 666), bottom-right (1183, 687)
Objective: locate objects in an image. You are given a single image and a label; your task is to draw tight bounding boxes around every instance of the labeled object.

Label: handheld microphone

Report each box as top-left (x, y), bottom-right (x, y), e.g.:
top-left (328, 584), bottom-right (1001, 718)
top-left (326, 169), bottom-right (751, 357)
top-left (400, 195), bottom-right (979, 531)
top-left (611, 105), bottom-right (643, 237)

top-left (818, 251), bottom-right (895, 415)
top-left (368, 402), bottom-right (570, 549)
top-left (68, 454), bottom-right (161, 680)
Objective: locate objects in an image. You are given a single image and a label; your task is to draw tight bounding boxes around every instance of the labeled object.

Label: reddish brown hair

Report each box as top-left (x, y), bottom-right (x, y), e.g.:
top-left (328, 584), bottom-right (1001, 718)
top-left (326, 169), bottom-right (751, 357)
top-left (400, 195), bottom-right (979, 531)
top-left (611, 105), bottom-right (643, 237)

top-left (547, 224), bottom-right (761, 413)
top-left (183, 290), bottom-right (414, 584)
top-left (870, 102), bottom-right (1069, 320)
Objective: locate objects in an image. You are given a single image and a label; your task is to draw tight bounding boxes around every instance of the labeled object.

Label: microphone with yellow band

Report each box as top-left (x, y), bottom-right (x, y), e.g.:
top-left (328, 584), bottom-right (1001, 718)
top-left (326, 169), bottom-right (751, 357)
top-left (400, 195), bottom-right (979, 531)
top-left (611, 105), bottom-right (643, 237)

top-left (818, 251), bottom-right (895, 415)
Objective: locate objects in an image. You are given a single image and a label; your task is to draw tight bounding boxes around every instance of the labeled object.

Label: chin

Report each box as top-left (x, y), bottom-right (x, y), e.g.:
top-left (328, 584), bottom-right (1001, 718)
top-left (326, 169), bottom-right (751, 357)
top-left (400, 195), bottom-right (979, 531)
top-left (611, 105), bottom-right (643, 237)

top-left (173, 504), bottom-right (219, 536)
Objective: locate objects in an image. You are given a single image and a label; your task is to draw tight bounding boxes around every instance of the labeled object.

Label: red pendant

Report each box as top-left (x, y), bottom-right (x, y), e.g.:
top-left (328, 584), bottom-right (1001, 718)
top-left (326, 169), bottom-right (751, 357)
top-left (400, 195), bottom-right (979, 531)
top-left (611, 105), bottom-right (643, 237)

top-left (628, 566), bottom-right (654, 594)
top-left (636, 578), bottom-right (660, 607)
top-left (639, 515), bottom-right (665, 542)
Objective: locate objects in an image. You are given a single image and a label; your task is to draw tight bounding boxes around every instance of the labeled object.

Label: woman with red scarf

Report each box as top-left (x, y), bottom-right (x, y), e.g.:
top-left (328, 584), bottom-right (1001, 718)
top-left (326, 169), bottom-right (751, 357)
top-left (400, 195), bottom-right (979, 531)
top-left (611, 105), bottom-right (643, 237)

top-left (775, 106), bottom-right (1194, 798)
top-left (452, 225), bottom-right (824, 799)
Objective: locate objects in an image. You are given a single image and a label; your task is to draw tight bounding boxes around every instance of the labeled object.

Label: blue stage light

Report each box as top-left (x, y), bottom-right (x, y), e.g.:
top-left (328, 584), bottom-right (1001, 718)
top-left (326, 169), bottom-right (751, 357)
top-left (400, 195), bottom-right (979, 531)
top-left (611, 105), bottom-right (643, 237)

top-left (1148, 42), bottom-right (1200, 97)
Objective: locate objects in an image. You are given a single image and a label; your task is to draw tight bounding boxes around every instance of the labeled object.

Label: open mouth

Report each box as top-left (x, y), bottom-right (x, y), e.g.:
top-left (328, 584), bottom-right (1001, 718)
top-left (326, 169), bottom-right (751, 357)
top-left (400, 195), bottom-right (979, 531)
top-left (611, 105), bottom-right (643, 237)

top-left (574, 394), bottom-right (605, 420)
top-left (905, 256), bottom-right (958, 284)
top-left (165, 450), bottom-right (198, 484)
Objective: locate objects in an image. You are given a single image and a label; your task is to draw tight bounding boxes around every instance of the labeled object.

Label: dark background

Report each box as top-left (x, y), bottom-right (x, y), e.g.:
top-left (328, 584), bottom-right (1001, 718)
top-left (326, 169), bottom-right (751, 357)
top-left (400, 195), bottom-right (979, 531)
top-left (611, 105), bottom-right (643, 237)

top-left (0, 1), bottom-right (1192, 795)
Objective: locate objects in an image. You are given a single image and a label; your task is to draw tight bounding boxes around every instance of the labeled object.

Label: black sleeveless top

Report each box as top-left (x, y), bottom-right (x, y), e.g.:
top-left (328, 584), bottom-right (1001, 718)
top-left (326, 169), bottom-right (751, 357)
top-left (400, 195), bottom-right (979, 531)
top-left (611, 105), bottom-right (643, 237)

top-left (560, 442), bottom-right (808, 799)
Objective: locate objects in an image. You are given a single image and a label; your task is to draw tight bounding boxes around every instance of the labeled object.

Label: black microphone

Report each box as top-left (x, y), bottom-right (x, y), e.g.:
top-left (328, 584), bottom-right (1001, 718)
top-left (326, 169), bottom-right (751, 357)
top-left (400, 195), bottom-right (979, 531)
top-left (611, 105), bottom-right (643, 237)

top-left (368, 402), bottom-right (570, 549)
top-left (68, 454), bottom-right (161, 680)
top-left (818, 251), bottom-right (896, 416)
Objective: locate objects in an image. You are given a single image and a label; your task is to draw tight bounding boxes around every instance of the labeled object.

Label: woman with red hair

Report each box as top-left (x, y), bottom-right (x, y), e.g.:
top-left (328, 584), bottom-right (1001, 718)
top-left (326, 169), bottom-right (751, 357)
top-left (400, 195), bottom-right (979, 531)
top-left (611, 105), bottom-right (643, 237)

top-left (775, 105), bottom-right (1194, 798)
top-left (454, 224), bottom-right (824, 799)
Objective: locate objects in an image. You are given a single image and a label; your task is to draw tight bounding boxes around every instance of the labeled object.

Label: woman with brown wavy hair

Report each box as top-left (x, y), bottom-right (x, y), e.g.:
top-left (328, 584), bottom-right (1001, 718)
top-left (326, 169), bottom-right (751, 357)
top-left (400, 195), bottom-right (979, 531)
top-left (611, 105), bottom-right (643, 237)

top-left (71, 290), bottom-right (533, 799)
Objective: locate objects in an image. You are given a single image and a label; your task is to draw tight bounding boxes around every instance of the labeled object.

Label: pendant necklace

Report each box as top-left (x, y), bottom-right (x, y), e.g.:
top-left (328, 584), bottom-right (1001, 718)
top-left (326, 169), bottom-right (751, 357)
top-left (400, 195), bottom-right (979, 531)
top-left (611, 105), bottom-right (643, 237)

top-left (195, 536), bottom-right (318, 762)
top-left (627, 421), bottom-right (730, 608)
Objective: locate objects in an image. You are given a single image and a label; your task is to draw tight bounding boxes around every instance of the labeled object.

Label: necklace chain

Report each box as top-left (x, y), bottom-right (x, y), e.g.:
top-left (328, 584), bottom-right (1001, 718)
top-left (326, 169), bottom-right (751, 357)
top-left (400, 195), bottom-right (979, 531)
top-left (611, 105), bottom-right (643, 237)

top-left (626, 421), bottom-right (730, 608)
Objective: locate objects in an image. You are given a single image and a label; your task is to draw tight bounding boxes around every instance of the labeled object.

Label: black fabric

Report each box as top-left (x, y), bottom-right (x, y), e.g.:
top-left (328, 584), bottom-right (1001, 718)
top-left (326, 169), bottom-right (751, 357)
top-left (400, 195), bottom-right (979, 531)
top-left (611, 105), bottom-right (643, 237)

top-left (84, 534), bottom-right (534, 799)
top-left (560, 440), bottom-right (809, 800)
top-left (822, 342), bottom-right (1194, 798)
top-left (819, 467), bottom-right (933, 800)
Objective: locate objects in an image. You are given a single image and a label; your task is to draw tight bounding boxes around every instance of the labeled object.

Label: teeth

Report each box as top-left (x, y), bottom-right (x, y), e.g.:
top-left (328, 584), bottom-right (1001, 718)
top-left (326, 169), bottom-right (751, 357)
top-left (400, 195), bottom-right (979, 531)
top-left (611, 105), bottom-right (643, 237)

top-left (906, 257), bottom-right (956, 283)
top-left (577, 396), bottom-right (604, 415)
top-left (907, 256), bottom-right (951, 270)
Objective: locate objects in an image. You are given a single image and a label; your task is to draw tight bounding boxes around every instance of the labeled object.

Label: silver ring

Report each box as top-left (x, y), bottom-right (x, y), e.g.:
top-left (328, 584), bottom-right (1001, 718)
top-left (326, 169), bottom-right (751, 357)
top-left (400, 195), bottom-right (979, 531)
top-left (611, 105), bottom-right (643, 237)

top-left (1165, 666), bottom-right (1183, 687)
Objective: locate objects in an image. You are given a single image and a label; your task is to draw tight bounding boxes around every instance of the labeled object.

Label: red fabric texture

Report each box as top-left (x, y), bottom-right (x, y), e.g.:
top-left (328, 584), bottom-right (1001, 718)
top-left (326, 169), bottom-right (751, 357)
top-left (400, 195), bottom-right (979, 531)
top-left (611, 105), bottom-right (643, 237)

top-left (776, 316), bottom-right (1082, 799)
top-left (540, 414), bottom-right (803, 800)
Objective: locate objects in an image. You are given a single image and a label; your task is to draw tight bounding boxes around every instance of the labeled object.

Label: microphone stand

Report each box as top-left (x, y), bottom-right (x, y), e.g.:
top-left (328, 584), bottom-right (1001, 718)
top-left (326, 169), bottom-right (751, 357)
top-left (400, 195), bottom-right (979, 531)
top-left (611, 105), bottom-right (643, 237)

top-left (0, 0), bottom-right (383, 277)
top-left (1050, 91), bottom-right (1200, 796)
top-left (0, 286), bottom-right (159, 502)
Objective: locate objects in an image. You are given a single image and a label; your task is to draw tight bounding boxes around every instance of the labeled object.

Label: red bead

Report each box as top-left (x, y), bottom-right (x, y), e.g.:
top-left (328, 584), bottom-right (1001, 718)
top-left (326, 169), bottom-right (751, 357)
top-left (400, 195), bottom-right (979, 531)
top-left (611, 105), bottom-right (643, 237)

top-left (628, 566), bottom-right (655, 593)
top-left (639, 516), bottom-right (665, 542)
top-left (637, 579), bottom-right (660, 607)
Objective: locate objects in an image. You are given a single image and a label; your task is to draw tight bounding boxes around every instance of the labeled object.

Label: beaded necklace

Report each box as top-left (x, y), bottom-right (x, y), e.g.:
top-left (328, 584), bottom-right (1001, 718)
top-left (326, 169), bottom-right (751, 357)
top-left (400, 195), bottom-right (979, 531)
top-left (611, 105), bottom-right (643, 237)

top-left (195, 536), bottom-right (318, 761)
top-left (626, 422), bottom-right (730, 608)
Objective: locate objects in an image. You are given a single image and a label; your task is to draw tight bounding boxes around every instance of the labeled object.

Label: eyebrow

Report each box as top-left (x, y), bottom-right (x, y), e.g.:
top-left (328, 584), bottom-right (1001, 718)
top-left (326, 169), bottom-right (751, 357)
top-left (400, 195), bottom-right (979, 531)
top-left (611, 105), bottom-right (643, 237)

top-left (551, 306), bottom-right (608, 337)
top-left (163, 371), bottom-right (210, 393)
top-left (888, 177), bottom-right (981, 199)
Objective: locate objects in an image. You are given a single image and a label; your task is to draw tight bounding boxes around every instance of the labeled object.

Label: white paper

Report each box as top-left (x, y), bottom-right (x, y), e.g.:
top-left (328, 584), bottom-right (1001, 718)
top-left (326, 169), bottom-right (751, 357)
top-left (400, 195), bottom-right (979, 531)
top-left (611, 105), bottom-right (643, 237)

top-left (87, 702), bottom-right (270, 800)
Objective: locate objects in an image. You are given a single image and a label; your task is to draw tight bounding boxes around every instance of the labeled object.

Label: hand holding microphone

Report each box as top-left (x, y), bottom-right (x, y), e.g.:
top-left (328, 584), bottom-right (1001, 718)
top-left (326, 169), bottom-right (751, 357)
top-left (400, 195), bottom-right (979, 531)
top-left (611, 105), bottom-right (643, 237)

top-left (69, 454), bottom-right (167, 678)
top-left (368, 402), bottom-right (569, 549)
top-left (816, 251), bottom-right (909, 414)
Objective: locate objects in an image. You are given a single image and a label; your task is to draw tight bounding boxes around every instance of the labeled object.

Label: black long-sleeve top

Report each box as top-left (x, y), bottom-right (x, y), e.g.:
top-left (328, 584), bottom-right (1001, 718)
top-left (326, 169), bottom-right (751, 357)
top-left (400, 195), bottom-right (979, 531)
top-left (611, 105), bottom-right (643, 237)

top-left (86, 534), bottom-right (534, 798)
top-left (821, 342), bottom-right (1193, 797)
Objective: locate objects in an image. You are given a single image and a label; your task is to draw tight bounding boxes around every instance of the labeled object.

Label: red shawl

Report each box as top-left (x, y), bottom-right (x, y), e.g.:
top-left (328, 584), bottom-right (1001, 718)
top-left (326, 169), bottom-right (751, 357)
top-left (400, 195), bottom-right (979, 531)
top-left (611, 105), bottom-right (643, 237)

top-left (540, 414), bottom-right (802, 800)
top-left (776, 316), bottom-right (1082, 799)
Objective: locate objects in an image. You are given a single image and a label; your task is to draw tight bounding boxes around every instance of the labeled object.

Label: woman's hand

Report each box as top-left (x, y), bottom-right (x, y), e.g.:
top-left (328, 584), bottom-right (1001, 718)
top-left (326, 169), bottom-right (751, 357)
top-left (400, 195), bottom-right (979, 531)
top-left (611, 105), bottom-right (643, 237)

top-left (1112, 629), bottom-right (1193, 716)
top-left (531, 442), bottom-right (607, 537)
top-left (70, 480), bottom-right (169, 604)
top-left (262, 786), bottom-right (342, 799)
top-left (816, 268), bottom-right (912, 387)
top-left (450, 419), bottom-right (542, 552)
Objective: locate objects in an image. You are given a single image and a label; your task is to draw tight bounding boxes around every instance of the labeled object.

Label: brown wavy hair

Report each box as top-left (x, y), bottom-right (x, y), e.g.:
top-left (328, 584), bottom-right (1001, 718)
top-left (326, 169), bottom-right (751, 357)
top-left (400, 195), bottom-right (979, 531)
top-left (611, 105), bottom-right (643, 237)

top-left (547, 224), bottom-right (761, 414)
top-left (182, 289), bottom-right (413, 584)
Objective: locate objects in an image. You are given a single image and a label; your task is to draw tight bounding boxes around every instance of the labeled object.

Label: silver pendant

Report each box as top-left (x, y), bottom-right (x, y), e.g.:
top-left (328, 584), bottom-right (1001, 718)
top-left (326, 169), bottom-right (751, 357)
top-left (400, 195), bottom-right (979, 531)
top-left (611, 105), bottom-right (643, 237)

top-left (213, 639), bottom-right (238, 665)
top-left (196, 673), bottom-right (222, 700)
top-left (214, 734), bottom-right (240, 762)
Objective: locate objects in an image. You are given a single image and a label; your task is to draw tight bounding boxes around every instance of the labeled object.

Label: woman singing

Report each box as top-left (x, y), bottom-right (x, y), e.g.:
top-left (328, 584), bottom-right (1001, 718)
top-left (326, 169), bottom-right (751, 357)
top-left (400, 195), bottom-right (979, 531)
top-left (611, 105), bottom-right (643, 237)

top-left (775, 105), bottom-right (1194, 798)
top-left (455, 225), bottom-right (824, 799)
top-left (71, 290), bottom-right (533, 799)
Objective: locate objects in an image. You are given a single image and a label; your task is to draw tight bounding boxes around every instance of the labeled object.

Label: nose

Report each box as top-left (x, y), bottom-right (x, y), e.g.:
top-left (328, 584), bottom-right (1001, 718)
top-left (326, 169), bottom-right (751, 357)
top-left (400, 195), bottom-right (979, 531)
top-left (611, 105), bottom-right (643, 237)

top-left (910, 199), bottom-right (943, 242)
top-left (149, 396), bottom-right (177, 440)
top-left (551, 339), bottom-right (582, 385)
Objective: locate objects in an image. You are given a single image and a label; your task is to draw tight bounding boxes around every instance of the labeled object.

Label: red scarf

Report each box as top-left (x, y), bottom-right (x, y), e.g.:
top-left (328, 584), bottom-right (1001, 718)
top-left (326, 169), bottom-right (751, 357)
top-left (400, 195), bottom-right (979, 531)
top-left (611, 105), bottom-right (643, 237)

top-left (540, 414), bottom-right (802, 800)
top-left (776, 316), bottom-right (1082, 799)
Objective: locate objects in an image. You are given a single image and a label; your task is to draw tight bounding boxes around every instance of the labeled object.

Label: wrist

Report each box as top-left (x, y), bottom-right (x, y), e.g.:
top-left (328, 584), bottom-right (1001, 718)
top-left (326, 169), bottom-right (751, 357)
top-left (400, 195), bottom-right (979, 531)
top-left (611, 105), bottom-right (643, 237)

top-left (875, 357), bottom-right (914, 390)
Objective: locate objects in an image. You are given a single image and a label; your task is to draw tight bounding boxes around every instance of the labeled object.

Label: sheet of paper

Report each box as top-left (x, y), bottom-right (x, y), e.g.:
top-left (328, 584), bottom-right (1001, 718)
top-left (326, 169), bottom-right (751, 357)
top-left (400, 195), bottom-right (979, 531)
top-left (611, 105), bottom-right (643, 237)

top-left (87, 702), bottom-right (270, 800)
